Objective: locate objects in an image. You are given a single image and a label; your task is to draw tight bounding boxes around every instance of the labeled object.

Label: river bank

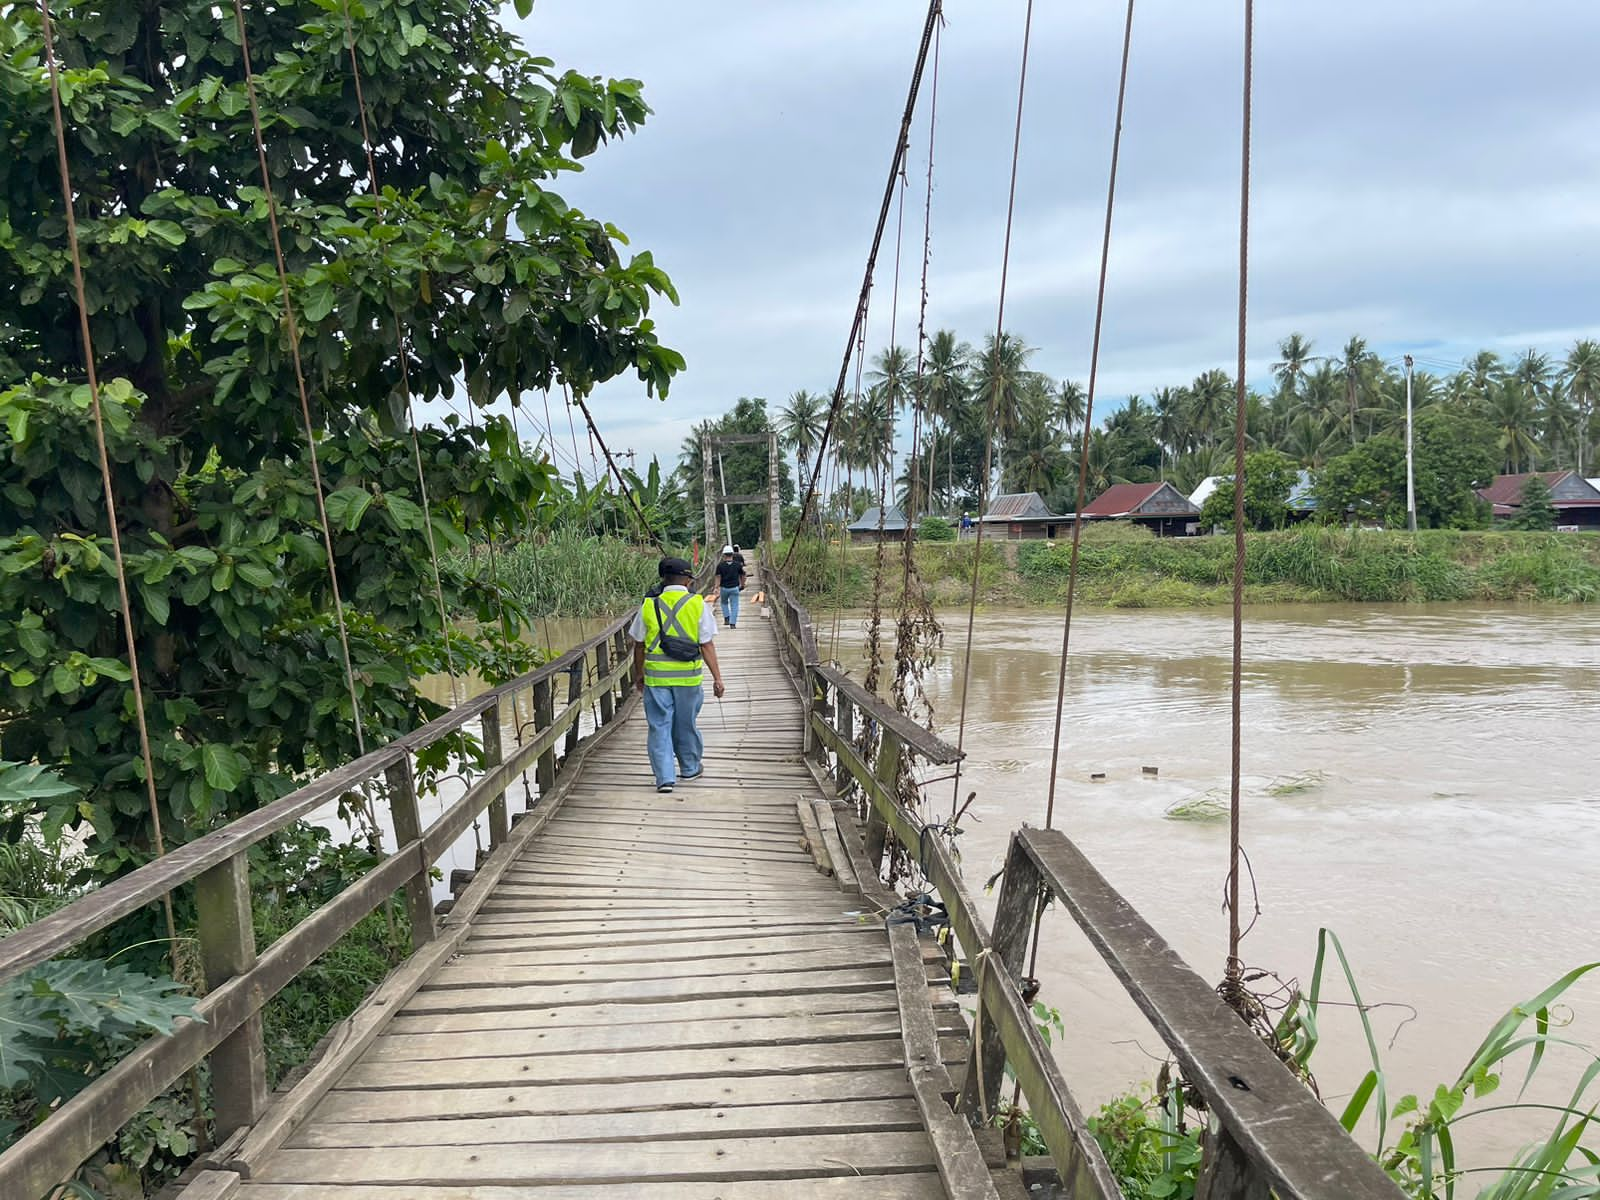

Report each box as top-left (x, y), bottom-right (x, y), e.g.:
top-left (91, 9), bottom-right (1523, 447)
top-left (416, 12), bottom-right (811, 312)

top-left (783, 526), bottom-right (1600, 609)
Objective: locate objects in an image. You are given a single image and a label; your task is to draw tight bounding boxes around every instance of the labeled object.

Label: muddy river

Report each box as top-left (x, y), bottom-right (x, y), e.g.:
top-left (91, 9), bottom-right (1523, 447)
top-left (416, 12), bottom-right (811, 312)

top-left (827, 603), bottom-right (1600, 1165)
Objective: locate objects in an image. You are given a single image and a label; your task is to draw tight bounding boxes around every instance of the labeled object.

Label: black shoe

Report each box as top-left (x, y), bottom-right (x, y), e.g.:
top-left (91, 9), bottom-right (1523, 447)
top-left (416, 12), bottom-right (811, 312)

top-left (656, 782), bottom-right (674, 793)
top-left (682, 768), bottom-right (704, 783)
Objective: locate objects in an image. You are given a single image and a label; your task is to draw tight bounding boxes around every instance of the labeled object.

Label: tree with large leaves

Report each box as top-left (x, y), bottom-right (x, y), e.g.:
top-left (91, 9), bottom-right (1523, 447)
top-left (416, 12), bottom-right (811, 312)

top-left (0, 0), bottom-right (682, 877)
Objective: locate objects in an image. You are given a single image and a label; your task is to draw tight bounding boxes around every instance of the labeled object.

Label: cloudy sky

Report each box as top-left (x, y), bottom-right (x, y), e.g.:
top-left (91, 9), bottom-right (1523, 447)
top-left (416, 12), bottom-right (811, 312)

top-left (493, 0), bottom-right (1600, 480)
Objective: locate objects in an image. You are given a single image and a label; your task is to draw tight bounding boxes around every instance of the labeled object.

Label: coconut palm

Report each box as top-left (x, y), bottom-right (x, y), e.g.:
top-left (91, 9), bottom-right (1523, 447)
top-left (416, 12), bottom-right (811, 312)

top-left (1339, 336), bottom-right (1380, 439)
top-left (1466, 350), bottom-right (1504, 401)
top-left (1564, 338), bottom-right (1600, 475)
top-left (1002, 389), bottom-right (1069, 496)
top-left (1153, 386), bottom-right (1189, 467)
top-left (868, 344), bottom-right (915, 413)
top-left (971, 331), bottom-right (1036, 484)
top-left (840, 387), bottom-right (894, 494)
top-left (1056, 379), bottom-right (1087, 441)
top-left (779, 389), bottom-right (827, 492)
top-left (1272, 332), bottom-right (1315, 402)
top-left (1483, 382), bottom-right (1542, 473)
top-left (919, 330), bottom-right (972, 509)
top-left (1186, 369), bottom-right (1235, 449)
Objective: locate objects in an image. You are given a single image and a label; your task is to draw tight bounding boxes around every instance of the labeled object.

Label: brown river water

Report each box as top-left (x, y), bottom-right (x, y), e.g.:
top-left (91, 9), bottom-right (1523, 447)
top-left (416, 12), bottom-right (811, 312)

top-left (409, 605), bottom-right (1599, 1168)
top-left (827, 603), bottom-right (1600, 1168)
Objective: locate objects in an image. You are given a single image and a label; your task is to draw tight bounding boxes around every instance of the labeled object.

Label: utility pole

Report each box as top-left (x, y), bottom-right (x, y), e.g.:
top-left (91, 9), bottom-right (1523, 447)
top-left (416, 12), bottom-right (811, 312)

top-left (1404, 354), bottom-right (1417, 533)
top-left (716, 449), bottom-right (733, 549)
top-left (700, 436), bottom-right (718, 552)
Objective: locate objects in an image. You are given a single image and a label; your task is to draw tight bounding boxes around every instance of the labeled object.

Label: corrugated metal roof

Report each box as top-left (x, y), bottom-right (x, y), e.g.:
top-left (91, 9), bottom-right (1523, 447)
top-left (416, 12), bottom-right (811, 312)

top-left (1081, 482), bottom-right (1198, 518)
top-left (847, 505), bottom-right (910, 532)
top-left (1477, 471), bottom-right (1574, 506)
top-left (981, 492), bottom-right (1058, 521)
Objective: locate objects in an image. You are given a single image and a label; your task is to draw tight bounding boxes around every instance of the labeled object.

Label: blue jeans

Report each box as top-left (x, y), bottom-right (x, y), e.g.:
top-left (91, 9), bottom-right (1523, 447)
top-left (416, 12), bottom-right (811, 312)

top-left (643, 684), bottom-right (704, 786)
top-left (719, 586), bottom-right (741, 627)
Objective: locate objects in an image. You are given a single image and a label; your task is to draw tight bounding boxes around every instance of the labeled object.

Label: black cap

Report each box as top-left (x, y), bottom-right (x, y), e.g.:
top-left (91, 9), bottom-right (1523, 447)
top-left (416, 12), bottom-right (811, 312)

top-left (658, 556), bottom-right (693, 578)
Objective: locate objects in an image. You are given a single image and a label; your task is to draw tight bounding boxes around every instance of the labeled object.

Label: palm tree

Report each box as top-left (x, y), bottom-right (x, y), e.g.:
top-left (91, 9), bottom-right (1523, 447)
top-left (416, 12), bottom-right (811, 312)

top-left (1002, 389), bottom-right (1068, 495)
top-left (919, 330), bottom-right (972, 509)
top-left (1153, 386), bottom-right (1189, 469)
top-left (971, 331), bottom-right (1035, 485)
top-left (1484, 382), bottom-right (1542, 473)
top-left (1055, 379), bottom-right (1087, 440)
top-left (1339, 336), bottom-right (1379, 439)
top-left (779, 389), bottom-right (827, 494)
top-left (841, 387), bottom-right (894, 495)
top-left (1564, 339), bottom-right (1600, 476)
top-left (1186, 369), bottom-right (1235, 449)
top-left (1467, 350), bottom-right (1504, 402)
top-left (1272, 333), bottom-right (1315, 402)
top-left (867, 345), bottom-right (915, 413)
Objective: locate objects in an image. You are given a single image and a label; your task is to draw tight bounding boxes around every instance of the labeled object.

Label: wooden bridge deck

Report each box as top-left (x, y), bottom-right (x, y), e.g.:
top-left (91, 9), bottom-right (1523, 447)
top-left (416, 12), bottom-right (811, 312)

top-left (227, 610), bottom-right (978, 1198)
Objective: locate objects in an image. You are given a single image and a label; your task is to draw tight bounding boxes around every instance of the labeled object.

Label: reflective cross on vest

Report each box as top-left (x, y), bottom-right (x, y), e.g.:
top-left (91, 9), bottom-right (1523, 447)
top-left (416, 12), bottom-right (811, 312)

top-left (640, 591), bottom-right (706, 687)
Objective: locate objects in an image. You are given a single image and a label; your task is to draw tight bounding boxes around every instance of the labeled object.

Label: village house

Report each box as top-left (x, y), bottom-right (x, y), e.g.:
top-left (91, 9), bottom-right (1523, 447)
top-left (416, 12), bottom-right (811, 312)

top-left (1477, 471), bottom-right (1600, 530)
top-left (1189, 470), bottom-right (1319, 523)
top-left (978, 492), bottom-right (1068, 540)
top-left (1074, 482), bottom-right (1200, 536)
top-left (847, 505), bottom-right (914, 544)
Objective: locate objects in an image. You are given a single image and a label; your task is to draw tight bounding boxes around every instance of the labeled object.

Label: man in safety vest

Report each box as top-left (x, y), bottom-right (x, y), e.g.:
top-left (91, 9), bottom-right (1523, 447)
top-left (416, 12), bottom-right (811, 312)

top-left (629, 557), bottom-right (726, 794)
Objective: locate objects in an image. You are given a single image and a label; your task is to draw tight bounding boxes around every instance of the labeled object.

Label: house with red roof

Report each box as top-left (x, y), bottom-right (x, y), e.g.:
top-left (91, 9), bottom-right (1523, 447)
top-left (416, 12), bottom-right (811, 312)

top-left (1073, 482), bottom-right (1200, 537)
top-left (1476, 471), bottom-right (1600, 529)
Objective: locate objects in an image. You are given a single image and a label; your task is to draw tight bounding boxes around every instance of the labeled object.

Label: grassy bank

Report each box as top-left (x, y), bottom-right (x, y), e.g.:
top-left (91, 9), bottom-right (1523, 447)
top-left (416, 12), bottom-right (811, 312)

top-left (779, 525), bottom-right (1600, 609)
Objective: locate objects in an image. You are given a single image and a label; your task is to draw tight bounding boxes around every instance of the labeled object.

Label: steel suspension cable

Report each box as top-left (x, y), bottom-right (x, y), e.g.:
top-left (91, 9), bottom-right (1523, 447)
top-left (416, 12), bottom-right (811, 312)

top-left (337, 0), bottom-right (461, 708)
top-left (1226, 0), bottom-right (1256, 983)
top-left (231, 0), bottom-right (368, 756)
top-left (570, 387), bottom-right (668, 550)
top-left (948, 0), bottom-right (1037, 819)
top-left (1017, 0), bottom-right (1139, 1033)
top-left (37, 0), bottom-right (179, 962)
top-left (782, 0), bottom-right (943, 572)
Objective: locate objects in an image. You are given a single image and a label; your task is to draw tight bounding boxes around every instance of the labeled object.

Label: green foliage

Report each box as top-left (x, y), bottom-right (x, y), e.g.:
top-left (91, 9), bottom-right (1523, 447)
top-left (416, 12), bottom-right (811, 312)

top-left (1198, 449), bottom-right (1300, 531)
top-left (1314, 411), bottom-right (1497, 530)
top-left (1508, 476), bottom-right (1558, 532)
top-left (1279, 929), bottom-right (1600, 1199)
top-left (679, 398), bottom-right (792, 547)
top-left (0, 0), bottom-right (682, 891)
top-left (1086, 1087), bottom-right (1203, 1200)
top-left (477, 529), bottom-right (663, 618)
top-left (917, 516), bottom-right (956, 542)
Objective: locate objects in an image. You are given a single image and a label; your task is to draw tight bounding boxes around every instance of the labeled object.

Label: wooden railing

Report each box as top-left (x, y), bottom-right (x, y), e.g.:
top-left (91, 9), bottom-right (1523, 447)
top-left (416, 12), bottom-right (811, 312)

top-left (762, 550), bottom-right (1404, 1200)
top-left (0, 613), bottom-right (644, 1200)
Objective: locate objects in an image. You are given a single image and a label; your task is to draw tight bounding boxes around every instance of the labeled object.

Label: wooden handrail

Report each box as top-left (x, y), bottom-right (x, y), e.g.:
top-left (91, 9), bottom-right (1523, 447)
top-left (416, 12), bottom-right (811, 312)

top-left (768, 548), bottom-right (1407, 1199)
top-left (0, 612), bottom-right (630, 984)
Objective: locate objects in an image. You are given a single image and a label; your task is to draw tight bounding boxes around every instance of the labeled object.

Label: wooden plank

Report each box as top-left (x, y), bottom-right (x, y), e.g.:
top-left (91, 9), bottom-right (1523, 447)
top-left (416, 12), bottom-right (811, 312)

top-left (888, 923), bottom-right (956, 1100)
top-left (1015, 827), bottom-right (1404, 1200)
top-left (253, 1132), bottom-right (941, 1184)
top-left (367, 1009), bottom-right (966, 1062)
top-left (383, 759), bottom-right (435, 946)
top-left (457, 929), bottom-right (928, 965)
top-left (290, 1098), bottom-right (926, 1148)
top-left (337, 1036), bottom-right (967, 1091)
top-left (809, 799), bottom-right (858, 893)
top-left (316, 1067), bottom-right (922, 1123)
top-left (426, 945), bottom-right (903, 987)
top-left (1194, 1127), bottom-right (1272, 1200)
top-left (795, 798), bottom-right (833, 874)
top-left (237, 1177), bottom-right (948, 1200)
top-left (463, 913), bottom-right (871, 938)
top-left (813, 663), bottom-right (961, 764)
top-left (409, 965), bottom-right (949, 1012)
top-left (226, 926), bottom-right (470, 1178)
top-left (194, 851), bottom-right (268, 1136)
top-left (178, 1171), bottom-right (241, 1199)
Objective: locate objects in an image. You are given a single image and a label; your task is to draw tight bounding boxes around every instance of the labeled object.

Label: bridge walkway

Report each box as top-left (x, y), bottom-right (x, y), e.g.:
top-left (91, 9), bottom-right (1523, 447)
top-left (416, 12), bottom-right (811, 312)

top-left (223, 603), bottom-right (982, 1198)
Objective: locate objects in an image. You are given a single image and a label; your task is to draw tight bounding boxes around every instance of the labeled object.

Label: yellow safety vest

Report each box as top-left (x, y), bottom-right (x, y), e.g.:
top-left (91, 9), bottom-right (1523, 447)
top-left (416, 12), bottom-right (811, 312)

top-left (640, 589), bottom-right (706, 687)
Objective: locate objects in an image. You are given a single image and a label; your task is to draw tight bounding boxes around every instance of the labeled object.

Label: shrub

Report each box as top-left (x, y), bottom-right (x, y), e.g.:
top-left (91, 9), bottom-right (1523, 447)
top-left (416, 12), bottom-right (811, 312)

top-left (918, 516), bottom-right (956, 542)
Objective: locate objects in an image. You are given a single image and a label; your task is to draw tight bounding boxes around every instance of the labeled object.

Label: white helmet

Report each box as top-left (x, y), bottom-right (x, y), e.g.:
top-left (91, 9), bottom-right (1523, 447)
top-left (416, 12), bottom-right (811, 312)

top-left (721, 544), bottom-right (735, 554)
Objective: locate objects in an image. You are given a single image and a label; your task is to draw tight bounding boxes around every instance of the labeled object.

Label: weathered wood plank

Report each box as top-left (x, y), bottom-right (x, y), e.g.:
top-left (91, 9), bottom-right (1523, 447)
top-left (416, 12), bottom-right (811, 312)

top-left (456, 929), bottom-right (933, 966)
top-left (254, 1131), bottom-right (941, 1184)
top-left (238, 1177), bottom-right (947, 1200)
top-left (810, 799), bottom-right (858, 893)
top-left (289, 1097), bottom-right (925, 1149)
top-left (427, 944), bottom-right (906, 987)
top-left (367, 1008), bottom-right (966, 1062)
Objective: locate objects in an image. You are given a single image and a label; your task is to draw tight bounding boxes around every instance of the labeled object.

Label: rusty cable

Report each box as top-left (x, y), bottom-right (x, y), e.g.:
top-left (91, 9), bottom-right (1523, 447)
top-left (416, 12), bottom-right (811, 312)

top-left (948, 0), bottom-right (1037, 820)
top-left (782, 0), bottom-right (943, 571)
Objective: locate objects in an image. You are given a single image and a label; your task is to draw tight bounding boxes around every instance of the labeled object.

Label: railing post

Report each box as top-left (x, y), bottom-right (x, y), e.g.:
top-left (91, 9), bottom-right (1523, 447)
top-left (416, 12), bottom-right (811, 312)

top-left (532, 676), bottom-right (556, 796)
top-left (962, 833), bottom-right (1045, 1124)
top-left (1194, 1128), bottom-right (1271, 1200)
top-left (596, 640), bottom-right (615, 724)
top-left (804, 668), bottom-right (828, 761)
top-left (564, 660), bottom-right (584, 757)
top-left (613, 629), bottom-right (633, 696)
top-left (385, 758), bottom-right (435, 946)
top-left (865, 727), bottom-right (900, 865)
top-left (836, 694), bottom-right (855, 805)
top-left (481, 696), bottom-right (509, 848)
top-left (194, 852), bottom-right (268, 1136)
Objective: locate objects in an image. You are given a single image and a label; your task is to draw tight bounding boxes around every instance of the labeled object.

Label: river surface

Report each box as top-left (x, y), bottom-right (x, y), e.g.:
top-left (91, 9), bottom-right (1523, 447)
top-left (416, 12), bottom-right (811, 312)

top-left (826, 603), bottom-right (1600, 1167)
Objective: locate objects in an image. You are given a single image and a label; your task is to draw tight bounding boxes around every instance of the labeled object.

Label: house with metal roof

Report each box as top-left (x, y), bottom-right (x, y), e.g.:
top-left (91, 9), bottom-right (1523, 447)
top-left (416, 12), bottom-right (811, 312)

top-left (1190, 470), bottom-right (1318, 521)
top-left (1476, 471), bottom-right (1600, 529)
top-left (847, 505), bottom-right (914, 543)
top-left (978, 492), bottom-right (1068, 540)
top-left (1076, 482), bottom-right (1200, 536)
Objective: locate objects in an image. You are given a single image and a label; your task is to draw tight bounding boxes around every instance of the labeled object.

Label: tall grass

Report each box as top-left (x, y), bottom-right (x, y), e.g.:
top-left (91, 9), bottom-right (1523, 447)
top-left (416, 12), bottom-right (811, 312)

top-left (467, 530), bottom-right (663, 618)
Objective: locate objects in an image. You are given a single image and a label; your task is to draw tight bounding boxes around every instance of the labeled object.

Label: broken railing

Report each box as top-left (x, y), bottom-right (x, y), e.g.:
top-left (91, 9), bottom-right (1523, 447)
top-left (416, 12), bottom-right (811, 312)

top-left (763, 550), bottom-right (1403, 1200)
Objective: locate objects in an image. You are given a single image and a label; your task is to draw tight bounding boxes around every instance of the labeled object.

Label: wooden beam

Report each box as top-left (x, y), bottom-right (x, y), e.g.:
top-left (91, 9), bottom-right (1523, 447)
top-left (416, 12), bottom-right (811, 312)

top-left (481, 695), bottom-right (508, 849)
top-left (194, 852), bottom-right (267, 1136)
top-left (384, 759), bottom-right (435, 947)
top-left (814, 663), bottom-right (962, 763)
top-left (1014, 827), bottom-right (1405, 1200)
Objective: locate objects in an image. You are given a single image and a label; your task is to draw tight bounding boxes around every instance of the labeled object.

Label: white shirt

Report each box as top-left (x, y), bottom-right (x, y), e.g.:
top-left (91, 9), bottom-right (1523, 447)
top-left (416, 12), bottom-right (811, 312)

top-left (627, 585), bottom-right (719, 645)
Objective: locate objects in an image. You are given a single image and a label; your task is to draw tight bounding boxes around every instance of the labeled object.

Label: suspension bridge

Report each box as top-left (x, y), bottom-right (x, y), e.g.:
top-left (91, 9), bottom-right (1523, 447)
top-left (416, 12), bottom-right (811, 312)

top-left (3, 0), bottom-right (1430, 1194)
